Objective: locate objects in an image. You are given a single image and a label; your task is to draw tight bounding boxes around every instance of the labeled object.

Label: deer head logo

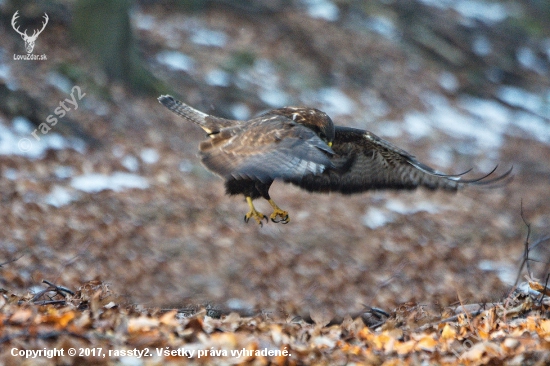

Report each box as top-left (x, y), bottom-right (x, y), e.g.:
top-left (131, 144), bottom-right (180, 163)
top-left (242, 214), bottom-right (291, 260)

top-left (11, 11), bottom-right (49, 54)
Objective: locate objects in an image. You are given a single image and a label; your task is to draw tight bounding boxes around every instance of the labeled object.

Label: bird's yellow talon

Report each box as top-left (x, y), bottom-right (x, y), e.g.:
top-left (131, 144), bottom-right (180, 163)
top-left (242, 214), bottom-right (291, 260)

top-left (270, 210), bottom-right (289, 224)
top-left (268, 199), bottom-right (290, 224)
top-left (244, 210), bottom-right (267, 226)
top-left (244, 197), bottom-right (268, 226)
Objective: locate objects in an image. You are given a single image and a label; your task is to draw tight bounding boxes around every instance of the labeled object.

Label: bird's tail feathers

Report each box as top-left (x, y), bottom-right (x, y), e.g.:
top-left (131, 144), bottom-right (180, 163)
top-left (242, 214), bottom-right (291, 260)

top-left (158, 95), bottom-right (214, 133)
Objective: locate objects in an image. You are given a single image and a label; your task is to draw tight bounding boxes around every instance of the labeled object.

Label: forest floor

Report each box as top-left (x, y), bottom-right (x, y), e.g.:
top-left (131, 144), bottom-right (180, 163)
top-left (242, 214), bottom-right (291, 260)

top-left (1, 1), bottom-right (550, 364)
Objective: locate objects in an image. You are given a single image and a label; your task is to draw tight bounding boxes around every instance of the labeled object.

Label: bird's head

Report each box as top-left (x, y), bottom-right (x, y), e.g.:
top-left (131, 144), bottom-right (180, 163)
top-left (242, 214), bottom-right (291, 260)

top-left (269, 107), bottom-right (335, 147)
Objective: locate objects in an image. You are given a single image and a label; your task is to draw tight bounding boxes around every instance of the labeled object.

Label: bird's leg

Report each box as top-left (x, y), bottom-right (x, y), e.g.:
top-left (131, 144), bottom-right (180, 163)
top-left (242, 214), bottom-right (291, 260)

top-left (267, 199), bottom-right (290, 224)
top-left (244, 197), bottom-right (268, 226)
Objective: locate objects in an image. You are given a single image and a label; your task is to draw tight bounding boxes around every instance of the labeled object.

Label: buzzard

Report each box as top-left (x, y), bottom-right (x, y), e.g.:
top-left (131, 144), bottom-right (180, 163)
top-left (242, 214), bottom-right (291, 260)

top-left (158, 95), bottom-right (511, 225)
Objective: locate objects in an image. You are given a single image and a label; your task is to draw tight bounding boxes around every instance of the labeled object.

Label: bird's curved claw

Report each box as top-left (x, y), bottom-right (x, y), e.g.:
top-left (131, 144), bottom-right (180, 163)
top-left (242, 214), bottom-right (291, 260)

top-left (244, 196), bottom-right (268, 226)
top-left (270, 209), bottom-right (290, 224)
top-left (244, 210), bottom-right (268, 226)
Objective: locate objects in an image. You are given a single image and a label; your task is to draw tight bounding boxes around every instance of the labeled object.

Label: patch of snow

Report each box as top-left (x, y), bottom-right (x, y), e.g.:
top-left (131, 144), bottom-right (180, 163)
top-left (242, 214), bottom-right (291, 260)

top-left (231, 103), bottom-right (251, 120)
top-left (472, 35), bottom-right (491, 56)
top-left (377, 86), bottom-right (550, 160)
top-left (30, 285), bottom-right (45, 296)
top-left (237, 59), bottom-right (293, 108)
top-left (438, 71), bottom-right (459, 92)
top-left (417, 0), bottom-right (449, 9)
top-left (190, 28), bottom-right (228, 47)
top-left (48, 134), bottom-right (77, 151)
top-left (360, 90), bottom-right (390, 118)
top-left (0, 63), bottom-right (11, 82)
top-left (363, 198), bottom-right (447, 229)
top-left (458, 97), bottom-right (510, 128)
top-left (252, 59), bottom-right (279, 88)
top-left (418, 0), bottom-right (508, 23)
top-left (122, 155), bottom-right (139, 172)
top-left (226, 298), bottom-right (253, 310)
top-left (54, 166), bottom-right (74, 179)
top-left (429, 146), bottom-right (454, 169)
top-left (140, 148), bottom-right (159, 164)
top-left (302, 0), bottom-right (339, 21)
top-left (457, 97), bottom-right (510, 153)
top-left (385, 199), bottom-right (441, 215)
top-left (69, 137), bottom-right (87, 154)
top-left (12, 116), bottom-right (34, 134)
top-left (70, 172), bottom-right (149, 193)
top-left (81, 96), bottom-right (109, 116)
top-left (156, 51), bottom-right (194, 72)
top-left (259, 88), bottom-right (290, 107)
top-left (366, 16), bottom-right (397, 39)
top-left (46, 72), bottom-right (73, 93)
top-left (0, 118), bottom-right (86, 159)
top-left (205, 69), bottom-right (230, 87)
top-left (376, 121), bottom-right (403, 139)
top-left (0, 49), bottom-right (16, 88)
top-left (517, 47), bottom-right (535, 68)
top-left (118, 356), bottom-right (144, 366)
top-left (496, 85), bottom-right (545, 116)
top-left (403, 112), bottom-right (432, 139)
top-left (3, 168), bottom-right (17, 180)
top-left (45, 186), bottom-right (77, 207)
top-left (478, 260), bottom-right (516, 284)
top-left (422, 93), bottom-right (504, 150)
top-left (512, 111), bottom-right (550, 144)
top-left (303, 88), bottom-right (355, 116)
top-left (518, 282), bottom-right (546, 297)
top-left (516, 47), bottom-right (546, 74)
top-left (454, 1), bottom-right (508, 23)
top-left (362, 207), bottom-right (393, 229)
top-left (133, 12), bottom-right (155, 31)
top-left (112, 145), bottom-right (124, 158)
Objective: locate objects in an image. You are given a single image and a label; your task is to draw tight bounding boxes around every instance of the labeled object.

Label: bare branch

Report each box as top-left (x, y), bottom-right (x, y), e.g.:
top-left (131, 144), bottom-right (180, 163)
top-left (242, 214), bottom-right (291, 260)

top-left (0, 253), bottom-right (24, 267)
top-left (514, 200), bottom-right (532, 287)
top-left (31, 280), bottom-right (75, 303)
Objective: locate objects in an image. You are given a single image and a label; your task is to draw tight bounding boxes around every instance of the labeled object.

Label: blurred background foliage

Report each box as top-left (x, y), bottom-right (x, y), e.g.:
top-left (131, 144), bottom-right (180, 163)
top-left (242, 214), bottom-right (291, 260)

top-left (2, 0), bottom-right (549, 101)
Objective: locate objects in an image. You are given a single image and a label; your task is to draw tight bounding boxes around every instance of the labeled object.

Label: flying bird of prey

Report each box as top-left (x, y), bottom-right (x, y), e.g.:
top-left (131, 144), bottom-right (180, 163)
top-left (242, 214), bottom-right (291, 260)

top-left (158, 95), bottom-right (511, 226)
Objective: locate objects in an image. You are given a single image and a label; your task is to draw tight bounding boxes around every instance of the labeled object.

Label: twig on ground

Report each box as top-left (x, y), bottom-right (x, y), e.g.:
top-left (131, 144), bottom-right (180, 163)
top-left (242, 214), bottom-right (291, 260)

top-left (538, 273), bottom-right (550, 307)
top-left (414, 309), bottom-right (484, 333)
top-left (456, 291), bottom-right (476, 334)
top-left (0, 253), bottom-right (24, 267)
top-left (358, 305), bottom-right (390, 328)
top-left (31, 280), bottom-right (75, 304)
top-left (515, 201), bottom-right (533, 286)
top-left (42, 280), bottom-right (75, 296)
top-left (32, 300), bottom-right (68, 306)
top-left (509, 204), bottom-right (550, 316)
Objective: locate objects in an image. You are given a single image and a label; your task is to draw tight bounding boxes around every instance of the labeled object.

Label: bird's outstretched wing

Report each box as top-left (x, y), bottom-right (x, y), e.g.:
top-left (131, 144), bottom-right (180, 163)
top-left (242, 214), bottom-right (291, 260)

top-left (290, 126), bottom-right (512, 193)
top-left (199, 115), bottom-right (335, 184)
